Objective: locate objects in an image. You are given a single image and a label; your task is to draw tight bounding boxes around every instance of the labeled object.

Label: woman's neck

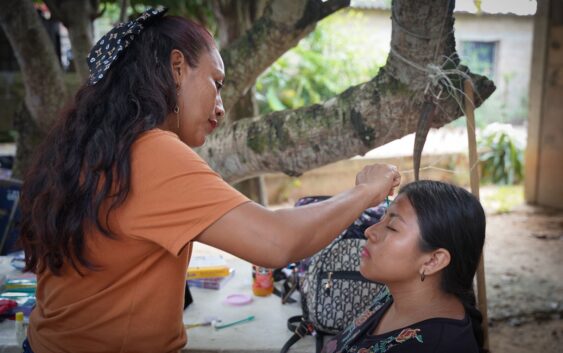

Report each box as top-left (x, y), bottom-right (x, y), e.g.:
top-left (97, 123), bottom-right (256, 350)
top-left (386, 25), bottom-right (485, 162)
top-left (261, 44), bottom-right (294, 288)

top-left (392, 281), bottom-right (456, 315)
top-left (373, 280), bottom-right (465, 335)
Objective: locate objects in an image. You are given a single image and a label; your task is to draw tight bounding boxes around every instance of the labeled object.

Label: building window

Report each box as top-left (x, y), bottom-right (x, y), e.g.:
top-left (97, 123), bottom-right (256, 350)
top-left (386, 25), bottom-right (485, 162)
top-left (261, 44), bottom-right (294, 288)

top-left (459, 41), bottom-right (497, 79)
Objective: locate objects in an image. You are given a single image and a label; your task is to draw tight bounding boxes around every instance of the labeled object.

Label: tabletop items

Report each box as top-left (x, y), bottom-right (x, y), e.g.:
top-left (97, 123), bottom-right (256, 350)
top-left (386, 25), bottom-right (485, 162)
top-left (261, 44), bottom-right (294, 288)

top-left (0, 253), bottom-right (35, 347)
top-left (0, 253), bottom-right (35, 319)
top-left (187, 255), bottom-right (235, 290)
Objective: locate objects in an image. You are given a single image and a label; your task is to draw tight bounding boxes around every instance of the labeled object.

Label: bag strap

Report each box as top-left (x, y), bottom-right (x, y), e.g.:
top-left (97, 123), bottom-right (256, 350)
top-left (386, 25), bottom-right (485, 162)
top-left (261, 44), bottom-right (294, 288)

top-left (273, 286), bottom-right (297, 304)
top-left (273, 266), bottom-right (300, 304)
top-left (281, 316), bottom-right (324, 353)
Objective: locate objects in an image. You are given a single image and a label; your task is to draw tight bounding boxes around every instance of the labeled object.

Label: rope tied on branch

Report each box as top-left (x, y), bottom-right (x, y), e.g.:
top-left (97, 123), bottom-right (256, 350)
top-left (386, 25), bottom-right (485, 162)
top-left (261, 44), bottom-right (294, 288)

top-left (386, 0), bottom-right (485, 180)
top-left (388, 2), bottom-right (490, 348)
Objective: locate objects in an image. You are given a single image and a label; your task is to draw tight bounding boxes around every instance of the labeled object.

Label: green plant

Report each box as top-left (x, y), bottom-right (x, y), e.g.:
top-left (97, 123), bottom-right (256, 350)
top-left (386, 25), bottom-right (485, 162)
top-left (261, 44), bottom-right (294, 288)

top-left (256, 10), bottom-right (386, 114)
top-left (478, 123), bottom-right (524, 185)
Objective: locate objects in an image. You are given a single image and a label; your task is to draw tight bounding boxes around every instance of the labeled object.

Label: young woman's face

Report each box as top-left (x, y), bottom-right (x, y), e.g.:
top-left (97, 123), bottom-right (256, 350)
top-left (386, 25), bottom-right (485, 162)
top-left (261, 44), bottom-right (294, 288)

top-left (177, 47), bottom-right (225, 147)
top-left (360, 194), bottom-right (427, 284)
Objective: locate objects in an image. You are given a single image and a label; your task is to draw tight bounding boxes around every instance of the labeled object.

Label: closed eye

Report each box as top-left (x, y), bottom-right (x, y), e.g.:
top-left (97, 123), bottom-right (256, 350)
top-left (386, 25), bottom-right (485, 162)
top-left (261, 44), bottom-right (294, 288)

top-left (386, 226), bottom-right (397, 232)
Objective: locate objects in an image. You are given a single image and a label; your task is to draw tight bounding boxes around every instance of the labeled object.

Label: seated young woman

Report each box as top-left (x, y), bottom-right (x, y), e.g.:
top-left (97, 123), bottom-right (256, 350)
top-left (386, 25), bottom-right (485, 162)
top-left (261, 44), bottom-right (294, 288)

top-left (322, 180), bottom-right (487, 353)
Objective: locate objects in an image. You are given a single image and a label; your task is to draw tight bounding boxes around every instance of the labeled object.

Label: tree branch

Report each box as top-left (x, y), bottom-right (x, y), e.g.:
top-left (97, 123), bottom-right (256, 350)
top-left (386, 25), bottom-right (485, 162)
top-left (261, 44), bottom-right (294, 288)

top-left (198, 0), bottom-right (496, 183)
top-left (220, 0), bottom-right (350, 115)
top-left (197, 70), bottom-right (494, 184)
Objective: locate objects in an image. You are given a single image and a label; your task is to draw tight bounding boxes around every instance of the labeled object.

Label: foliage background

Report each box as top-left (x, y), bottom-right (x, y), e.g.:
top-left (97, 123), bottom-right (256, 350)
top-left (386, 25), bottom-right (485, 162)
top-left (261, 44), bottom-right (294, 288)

top-left (256, 10), bottom-right (387, 114)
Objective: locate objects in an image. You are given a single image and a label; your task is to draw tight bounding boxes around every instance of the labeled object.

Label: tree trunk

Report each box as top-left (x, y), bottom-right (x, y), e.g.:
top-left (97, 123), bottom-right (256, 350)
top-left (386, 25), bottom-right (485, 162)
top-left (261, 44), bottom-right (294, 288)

top-left (196, 0), bottom-right (496, 183)
top-left (44, 0), bottom-right (99, 83)
top-left (119, 0), bottom-right (129, 23)
top-left (213, 0), bottom-right (269, 205)
top-left (11, 104), bottom-right (46, 179)
top-left (0, 0), bottom-right (68, 176)
top-left (231, 88), bottom-right (269, 205)
top-left (0, 0), bottom-right (67, 132)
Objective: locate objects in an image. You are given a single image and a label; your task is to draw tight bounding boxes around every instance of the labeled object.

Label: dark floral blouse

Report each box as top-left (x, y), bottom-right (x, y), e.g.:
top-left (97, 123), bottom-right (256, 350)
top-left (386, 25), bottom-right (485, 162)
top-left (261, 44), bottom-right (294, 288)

top-left (321, 289), bottom-right (479, 353)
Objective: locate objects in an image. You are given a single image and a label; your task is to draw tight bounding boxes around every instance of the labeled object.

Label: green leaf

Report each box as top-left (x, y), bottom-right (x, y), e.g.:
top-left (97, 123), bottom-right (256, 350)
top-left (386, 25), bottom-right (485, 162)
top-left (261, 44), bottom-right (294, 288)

top-left (266, 87), bottom-right (287, 111)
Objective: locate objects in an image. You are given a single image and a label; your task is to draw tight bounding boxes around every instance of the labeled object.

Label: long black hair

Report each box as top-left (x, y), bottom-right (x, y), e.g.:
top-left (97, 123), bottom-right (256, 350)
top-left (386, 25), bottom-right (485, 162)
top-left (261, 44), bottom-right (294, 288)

top-left (20, 16), bottom-right (214, 275)
top-left (399, 180), bottom-right (487, 353)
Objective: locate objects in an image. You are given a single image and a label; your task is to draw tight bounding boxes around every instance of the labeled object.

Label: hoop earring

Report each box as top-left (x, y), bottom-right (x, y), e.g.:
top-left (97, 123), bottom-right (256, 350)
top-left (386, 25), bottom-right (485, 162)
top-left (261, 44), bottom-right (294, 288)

top-left (420, 270), bottom-right (426, 282)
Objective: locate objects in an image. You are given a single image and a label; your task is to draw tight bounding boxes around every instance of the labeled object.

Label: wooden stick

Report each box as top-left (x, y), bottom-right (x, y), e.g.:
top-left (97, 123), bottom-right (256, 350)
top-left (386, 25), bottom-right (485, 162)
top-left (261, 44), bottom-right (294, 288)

top-left (464, 79), bottom-right (489, 349)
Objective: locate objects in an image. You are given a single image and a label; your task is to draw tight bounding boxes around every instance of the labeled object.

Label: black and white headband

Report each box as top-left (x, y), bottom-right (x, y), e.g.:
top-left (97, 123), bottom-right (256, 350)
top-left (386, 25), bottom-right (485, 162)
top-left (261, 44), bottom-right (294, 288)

top-left (87, 6), bottom-right (168, 86)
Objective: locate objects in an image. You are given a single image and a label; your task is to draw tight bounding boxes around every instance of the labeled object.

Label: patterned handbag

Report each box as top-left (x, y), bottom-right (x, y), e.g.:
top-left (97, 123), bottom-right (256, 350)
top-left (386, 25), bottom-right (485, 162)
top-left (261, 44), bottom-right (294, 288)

top-left (280, 196), bottom-right (387, 353)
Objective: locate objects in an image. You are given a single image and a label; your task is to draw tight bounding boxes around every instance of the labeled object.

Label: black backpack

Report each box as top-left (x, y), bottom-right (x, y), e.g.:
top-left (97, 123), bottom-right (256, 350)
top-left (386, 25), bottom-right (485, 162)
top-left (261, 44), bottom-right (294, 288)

top-left (279, 196), bottom-right (387, 353)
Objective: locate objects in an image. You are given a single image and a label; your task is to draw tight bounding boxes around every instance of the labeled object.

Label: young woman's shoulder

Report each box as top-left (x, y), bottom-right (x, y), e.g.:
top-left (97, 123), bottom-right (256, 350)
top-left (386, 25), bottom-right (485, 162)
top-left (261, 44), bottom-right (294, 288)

top-left (325, 311), bottom-right (479, 353)
top-left (435, 317), bottom-right (479, 353)
top-left (354, 318), bottom-right (478, 353)
top-left (423, 316), bottom-right (480, 353)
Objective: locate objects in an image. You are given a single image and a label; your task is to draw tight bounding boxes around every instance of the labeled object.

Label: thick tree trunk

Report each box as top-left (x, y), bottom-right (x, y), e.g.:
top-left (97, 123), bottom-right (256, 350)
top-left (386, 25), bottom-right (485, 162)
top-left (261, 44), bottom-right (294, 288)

top-left (12, 104), bottom-right (46, 179)
top-left (0, 0), bottom-right (67, 132)
top-left (213, 0), bottom-right (269, 205)
top-left (197, 0), bottom-right (496, 183)
top-left (0, 0), bottom-right (68, 176)
top-left (44, 0), bottom-right (99, 83)
top-left (231, 88), bottom-right (269, 205)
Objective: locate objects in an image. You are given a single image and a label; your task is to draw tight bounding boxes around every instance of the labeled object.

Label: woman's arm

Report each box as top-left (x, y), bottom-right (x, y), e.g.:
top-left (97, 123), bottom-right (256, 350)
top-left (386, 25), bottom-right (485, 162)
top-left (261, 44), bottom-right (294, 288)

top-left (195, 164), bottom-right (400, 268)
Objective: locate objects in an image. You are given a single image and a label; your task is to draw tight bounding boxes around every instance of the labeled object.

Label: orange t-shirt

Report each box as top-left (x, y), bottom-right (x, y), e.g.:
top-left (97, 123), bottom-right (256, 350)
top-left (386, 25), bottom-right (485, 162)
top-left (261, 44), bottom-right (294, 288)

top-left (27, 129), bottom-right (249, 353)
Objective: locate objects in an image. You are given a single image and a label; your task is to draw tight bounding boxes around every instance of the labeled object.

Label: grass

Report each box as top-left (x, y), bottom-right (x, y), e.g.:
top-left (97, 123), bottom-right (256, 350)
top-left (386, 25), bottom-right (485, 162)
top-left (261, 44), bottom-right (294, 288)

top-left (480, 184), bottom-right (524, 214)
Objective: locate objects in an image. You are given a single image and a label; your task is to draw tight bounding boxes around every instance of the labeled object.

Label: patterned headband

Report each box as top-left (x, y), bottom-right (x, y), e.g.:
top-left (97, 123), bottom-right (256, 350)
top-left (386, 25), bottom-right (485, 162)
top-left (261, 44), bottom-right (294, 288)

top-left (87, 6), bottom-right (168, 86)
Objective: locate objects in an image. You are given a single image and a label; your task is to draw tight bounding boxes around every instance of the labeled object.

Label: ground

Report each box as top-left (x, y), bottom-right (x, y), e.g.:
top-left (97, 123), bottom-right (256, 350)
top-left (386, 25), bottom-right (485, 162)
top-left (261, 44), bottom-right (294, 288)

top-left (480, 187), bottom-right (563, 353)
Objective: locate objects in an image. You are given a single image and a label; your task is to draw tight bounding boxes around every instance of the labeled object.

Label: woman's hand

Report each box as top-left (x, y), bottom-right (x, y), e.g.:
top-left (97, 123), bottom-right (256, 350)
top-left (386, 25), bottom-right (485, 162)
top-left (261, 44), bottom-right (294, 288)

top-left (355, 164), bottom-right (401, 206)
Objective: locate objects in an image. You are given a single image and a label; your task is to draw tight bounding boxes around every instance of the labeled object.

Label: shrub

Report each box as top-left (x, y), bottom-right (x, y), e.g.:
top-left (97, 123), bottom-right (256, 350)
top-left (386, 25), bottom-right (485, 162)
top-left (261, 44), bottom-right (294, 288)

top-left (478, 123), bottom-right (525, 185)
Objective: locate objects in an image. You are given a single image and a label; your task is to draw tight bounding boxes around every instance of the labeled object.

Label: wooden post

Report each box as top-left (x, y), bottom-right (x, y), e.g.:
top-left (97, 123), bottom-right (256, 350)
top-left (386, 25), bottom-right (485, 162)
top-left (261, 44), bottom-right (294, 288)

top-left (463, 79), bottom-right (489, 349)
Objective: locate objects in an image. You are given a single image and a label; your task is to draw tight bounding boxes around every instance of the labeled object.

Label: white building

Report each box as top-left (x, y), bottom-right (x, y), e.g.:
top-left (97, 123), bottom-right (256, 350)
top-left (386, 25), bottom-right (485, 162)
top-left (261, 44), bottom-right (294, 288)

top-left (341, 0), bottom-right (535, 125)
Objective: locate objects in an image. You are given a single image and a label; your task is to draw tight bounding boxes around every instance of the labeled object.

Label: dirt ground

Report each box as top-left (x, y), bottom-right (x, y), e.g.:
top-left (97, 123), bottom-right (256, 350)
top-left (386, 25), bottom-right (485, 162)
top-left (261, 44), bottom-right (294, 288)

top-left (485, 203), bottom-right (563, 353)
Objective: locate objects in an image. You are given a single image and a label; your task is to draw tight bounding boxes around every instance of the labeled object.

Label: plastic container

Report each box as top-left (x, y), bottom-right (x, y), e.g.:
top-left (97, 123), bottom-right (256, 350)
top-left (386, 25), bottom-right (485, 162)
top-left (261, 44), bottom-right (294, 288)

top-left (251, 265), bottom-right (273, 296)
top-left (15, 311), bottom-right (25, 346)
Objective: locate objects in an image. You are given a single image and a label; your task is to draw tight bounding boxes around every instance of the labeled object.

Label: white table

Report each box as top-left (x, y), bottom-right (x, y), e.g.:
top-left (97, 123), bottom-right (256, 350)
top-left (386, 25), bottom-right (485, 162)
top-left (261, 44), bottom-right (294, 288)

top-left (0, 246), bottom-right (320, 352)
top-left (183, 255), bottom-right (313, 352)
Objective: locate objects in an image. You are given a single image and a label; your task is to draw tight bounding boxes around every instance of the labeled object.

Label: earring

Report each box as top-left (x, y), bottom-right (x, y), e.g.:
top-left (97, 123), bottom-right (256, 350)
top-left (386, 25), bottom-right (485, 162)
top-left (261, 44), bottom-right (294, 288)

top-left (175, 86), bottom-right (181, 129)
top-left (174, 105), bottom-right (180, 129)
top-left (420, 270), bottom-right (426, 282)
